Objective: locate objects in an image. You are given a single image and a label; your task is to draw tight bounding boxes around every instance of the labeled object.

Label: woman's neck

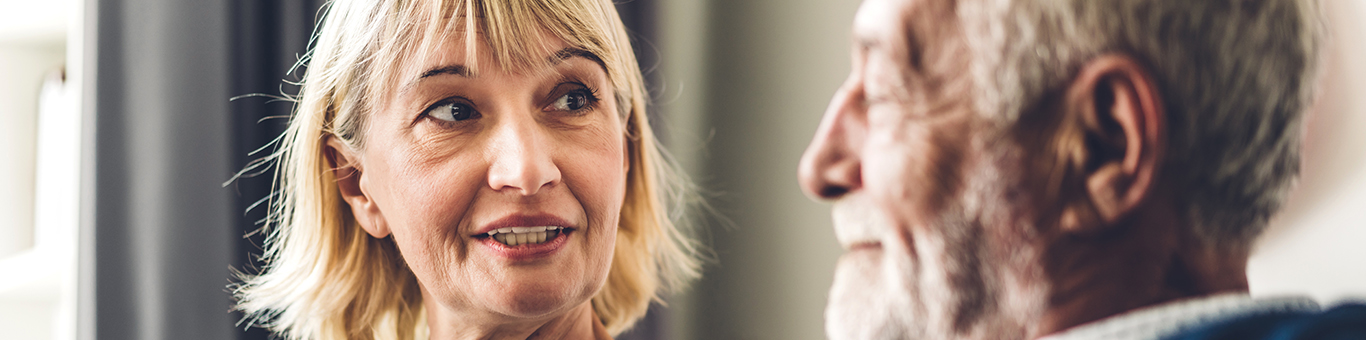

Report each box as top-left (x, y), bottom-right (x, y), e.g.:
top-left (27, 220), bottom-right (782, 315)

top-left (426, 300), bottom-right (609, 340)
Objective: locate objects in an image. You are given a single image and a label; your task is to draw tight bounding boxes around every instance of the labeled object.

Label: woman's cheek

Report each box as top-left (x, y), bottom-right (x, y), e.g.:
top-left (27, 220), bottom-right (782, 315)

top-left (385, 151), bottom-right (484, 262)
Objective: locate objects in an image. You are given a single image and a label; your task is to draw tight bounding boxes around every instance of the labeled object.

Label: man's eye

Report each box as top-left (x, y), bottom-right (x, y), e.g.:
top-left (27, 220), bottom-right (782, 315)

top-left (425, 101), bottom-right (479, 122)
top-left (547, 90), bottom-right (593, 112)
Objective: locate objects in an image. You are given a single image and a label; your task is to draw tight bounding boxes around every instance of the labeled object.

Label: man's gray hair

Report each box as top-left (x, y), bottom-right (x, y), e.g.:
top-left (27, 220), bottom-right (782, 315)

top-left (959, 0), bottom-right (1326, 249)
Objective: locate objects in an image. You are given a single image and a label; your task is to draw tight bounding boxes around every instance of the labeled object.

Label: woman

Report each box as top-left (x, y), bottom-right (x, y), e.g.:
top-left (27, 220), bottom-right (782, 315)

top-left (232, 0), bottom-right (702, 338)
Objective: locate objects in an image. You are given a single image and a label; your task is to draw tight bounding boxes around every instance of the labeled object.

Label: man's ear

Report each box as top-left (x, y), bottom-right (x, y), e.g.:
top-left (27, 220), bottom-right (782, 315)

top-left (1057, 54), bottom-right (1165, 231)
top-left (325, 137), bottom-right (391, 238)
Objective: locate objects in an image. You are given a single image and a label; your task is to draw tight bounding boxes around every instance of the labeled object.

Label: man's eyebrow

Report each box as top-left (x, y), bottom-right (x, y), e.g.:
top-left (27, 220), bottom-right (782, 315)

top-left (549, 47), bottom-right (605, 69)
top-left (856, 30), bottom-right (924, 74)
top-left (419, 64), bottom-right (473, 79)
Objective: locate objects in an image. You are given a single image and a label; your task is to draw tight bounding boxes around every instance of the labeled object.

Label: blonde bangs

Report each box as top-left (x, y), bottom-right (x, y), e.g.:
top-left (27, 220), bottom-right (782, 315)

top-left (234, 0), bottom-right (702, 338)
top-left (374, 0), bottom-right (634, 119)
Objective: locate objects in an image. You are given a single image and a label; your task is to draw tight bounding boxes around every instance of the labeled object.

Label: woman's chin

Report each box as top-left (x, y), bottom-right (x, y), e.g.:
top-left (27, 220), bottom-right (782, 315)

top-left (484, 282), bottom-right (587, 318)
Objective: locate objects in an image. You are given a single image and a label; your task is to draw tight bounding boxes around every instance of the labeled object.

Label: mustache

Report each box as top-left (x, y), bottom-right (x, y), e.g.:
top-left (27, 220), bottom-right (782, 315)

top-left (831, 197), bottom-right (894, 248)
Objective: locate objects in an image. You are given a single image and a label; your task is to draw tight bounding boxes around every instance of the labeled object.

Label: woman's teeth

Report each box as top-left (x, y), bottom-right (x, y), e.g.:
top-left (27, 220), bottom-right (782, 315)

top-left (486, 226), bottom-right (564, 246)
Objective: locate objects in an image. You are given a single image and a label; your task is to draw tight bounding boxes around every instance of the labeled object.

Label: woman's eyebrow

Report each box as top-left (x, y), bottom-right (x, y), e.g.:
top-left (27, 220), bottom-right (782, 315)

top-left (549, 47), bottom-right (605, 70)
top-left (398, 64), bottom-right (472, 95)
top-left (401, 48), bottom-right (602, 94)
top-left (420, 64), bottom-right (473, 79)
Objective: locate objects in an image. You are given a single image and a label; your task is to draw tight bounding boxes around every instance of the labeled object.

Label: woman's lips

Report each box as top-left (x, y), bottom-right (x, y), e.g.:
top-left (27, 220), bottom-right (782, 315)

top-left (472, 214), bottom-right (576, 236)
top-left (472, 214), bottom-right (578, 261)
top-left (478, 228), bottom-right (572, 261)
top-left (486, 226), bottom-right (564, 246)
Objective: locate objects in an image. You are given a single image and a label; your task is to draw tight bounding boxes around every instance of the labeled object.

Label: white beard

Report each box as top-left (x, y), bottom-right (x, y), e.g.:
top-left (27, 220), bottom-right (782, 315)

top-left (824, 212), bottom-right (996, 340)
top-left (825, 238), bottom-right (925, 339)
top-left (825, 145), bottom-right (1040, 340)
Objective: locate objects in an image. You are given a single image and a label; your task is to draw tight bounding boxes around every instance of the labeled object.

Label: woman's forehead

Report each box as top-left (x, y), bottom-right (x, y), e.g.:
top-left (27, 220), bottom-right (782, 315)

top-left (391, 32), bottom-right (610, 96)
top-left (408, 28), bottom-right (573, 75)
top-left (367, 1), bottom-right (626, 106)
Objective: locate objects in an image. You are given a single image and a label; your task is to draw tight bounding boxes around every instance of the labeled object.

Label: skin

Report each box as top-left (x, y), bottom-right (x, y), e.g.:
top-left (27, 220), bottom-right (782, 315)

top-left (798, 0), bottom-right (1251, 339)
top-left (329, 32), bottom-right (624, 340)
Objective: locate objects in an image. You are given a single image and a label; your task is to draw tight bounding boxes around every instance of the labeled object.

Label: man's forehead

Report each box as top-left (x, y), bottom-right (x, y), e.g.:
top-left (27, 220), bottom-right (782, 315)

top-left (853, 0), bottom-right (917, 54)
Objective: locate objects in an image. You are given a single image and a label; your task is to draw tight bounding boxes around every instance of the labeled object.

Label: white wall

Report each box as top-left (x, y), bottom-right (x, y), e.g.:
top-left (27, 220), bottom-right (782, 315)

top-left (0, 0), bottom-right (72, 261)
top-left (0, 44), bottom-right (62, 258)
top-left (0, 1), bottom-right (81, 340)
top-left (1247, 0), bottom-right (1366, 305)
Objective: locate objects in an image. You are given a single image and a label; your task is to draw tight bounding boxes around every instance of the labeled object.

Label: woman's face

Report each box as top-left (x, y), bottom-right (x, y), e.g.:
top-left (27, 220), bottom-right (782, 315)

top-left (332, 33), bottom-right (627, 323)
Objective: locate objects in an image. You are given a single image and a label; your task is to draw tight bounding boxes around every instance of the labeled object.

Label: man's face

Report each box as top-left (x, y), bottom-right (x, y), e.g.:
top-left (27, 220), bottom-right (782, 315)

top-left (799, 0), bottom-right (1034, 338)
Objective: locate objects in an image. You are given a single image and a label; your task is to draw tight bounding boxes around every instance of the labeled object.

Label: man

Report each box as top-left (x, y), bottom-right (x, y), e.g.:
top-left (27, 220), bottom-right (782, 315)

top-left (798, 0), bottom-right (1365, 339)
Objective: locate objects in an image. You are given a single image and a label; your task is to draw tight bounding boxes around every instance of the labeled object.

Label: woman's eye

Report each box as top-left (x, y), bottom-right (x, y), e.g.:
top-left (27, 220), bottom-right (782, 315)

top-left (425, 101), bottom-right (479, 122)
top-left (548, 90), bottom-right (592, 112)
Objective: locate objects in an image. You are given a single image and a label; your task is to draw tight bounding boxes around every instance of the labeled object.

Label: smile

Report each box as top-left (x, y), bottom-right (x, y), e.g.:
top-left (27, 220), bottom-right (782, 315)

top-left (485, 226), bottom-right (565, 246)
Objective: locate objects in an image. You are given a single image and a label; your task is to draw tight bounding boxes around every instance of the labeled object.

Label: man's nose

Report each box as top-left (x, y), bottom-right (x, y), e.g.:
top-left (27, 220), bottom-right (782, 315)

top-left (487, 116), bottom-right (561, 196)
top-left (798, 81), bottom-right (865, 200)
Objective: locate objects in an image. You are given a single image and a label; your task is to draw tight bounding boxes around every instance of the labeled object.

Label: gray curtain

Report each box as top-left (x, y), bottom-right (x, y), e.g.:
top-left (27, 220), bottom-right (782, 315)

top-left (85, 0), bottom-right (237, 339)
top-left (83, 0), bottom-right (333, 339)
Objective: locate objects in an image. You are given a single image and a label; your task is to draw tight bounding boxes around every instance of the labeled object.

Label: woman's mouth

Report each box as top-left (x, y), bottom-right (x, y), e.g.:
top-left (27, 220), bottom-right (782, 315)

top-left (484, 226), bottom-right (566, 246)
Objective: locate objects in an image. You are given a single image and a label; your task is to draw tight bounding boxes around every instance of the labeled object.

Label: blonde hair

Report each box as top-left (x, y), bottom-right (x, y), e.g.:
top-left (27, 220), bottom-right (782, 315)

top-left (231, 0), bottom-right (703, 338)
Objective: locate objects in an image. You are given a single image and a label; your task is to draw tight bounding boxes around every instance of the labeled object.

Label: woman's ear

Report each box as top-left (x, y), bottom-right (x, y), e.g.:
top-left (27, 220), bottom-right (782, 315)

top-left (1056, 54), bottom-right (1165, 231)
top-left (325, 137), bottom-right (391, 238)
top-left (623, 135), bottom-right (632, 175)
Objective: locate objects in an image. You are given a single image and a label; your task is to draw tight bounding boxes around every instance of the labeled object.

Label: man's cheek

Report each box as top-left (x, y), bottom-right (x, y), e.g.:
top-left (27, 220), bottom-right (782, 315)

top-left (861, 146), bottom-right (915, 200)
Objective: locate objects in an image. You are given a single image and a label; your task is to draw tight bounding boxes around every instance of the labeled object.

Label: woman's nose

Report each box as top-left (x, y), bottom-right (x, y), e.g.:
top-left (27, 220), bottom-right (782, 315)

top-left (487, 118), bottom-right (561, 196)
top-left (799, 81), bottom-right (866, 201)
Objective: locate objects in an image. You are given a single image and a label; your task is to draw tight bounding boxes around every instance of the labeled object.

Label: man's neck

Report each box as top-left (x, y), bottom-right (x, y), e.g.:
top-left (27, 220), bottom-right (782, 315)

top-left (1030, 212), bottom-right (1250, 338)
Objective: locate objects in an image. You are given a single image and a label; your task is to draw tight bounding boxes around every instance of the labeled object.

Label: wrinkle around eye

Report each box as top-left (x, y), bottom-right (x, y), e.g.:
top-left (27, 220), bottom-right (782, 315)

top-left (407, 120), bottom-right (480, 157)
